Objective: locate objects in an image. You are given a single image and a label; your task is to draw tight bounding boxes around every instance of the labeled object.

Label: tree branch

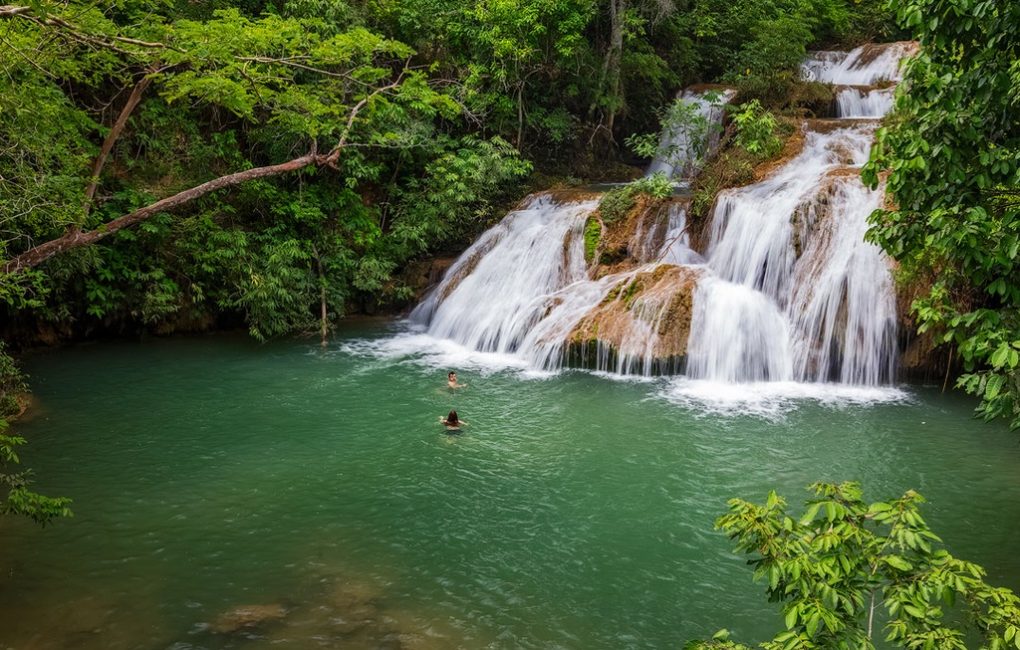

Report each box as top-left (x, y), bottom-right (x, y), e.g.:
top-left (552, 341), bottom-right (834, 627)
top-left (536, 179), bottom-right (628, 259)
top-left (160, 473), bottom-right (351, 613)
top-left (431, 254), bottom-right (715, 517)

top-left (83, 73), bottom-right (153, 217)
top-left (3, 152), bottom-right (322, 274)
top-left (326, 64), bottom-right (409, 163)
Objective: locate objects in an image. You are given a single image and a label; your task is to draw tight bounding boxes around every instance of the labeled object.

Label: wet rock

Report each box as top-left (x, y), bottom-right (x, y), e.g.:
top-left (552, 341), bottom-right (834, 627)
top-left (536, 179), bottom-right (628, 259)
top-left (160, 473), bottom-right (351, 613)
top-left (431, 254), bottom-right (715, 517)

top-left (568, 264), bottom-right (703, 372)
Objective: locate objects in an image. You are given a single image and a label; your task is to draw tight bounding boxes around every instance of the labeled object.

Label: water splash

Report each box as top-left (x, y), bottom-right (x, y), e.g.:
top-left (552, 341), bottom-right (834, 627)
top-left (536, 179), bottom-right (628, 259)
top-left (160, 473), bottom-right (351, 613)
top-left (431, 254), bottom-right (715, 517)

top-left (685, 277), bottom-right (794, 382)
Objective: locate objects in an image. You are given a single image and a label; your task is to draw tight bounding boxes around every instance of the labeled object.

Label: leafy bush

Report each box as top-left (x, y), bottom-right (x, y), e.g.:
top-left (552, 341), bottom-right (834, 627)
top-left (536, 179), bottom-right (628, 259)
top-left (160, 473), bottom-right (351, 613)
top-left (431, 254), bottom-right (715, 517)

top-left (0, 343), bottom-right (27, 418)
top-left (0, 345), bottom-right (72, 526)
top-left (863, 0), bottom-right (1020, 428)
top-left (597, 186), bottom-right (638, 223)
top-left (687, 482), bottom-right (1020, 649)
top-left (730, 100), bottom-right (782, 158)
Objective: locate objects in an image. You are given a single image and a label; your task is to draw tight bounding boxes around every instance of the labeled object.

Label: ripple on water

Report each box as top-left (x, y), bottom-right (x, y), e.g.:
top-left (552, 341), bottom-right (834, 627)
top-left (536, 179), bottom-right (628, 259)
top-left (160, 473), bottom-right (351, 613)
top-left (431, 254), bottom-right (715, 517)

top-left (2, 332), bottom-right (1019, 650)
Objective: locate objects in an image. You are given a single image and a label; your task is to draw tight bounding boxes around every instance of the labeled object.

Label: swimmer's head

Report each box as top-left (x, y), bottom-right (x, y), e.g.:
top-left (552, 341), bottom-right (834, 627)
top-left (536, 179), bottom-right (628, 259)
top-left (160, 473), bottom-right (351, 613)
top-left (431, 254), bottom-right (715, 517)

top-left (446, 410), bottom-right (459, 424)
top-left (448, 371), bottom-right (456, 381)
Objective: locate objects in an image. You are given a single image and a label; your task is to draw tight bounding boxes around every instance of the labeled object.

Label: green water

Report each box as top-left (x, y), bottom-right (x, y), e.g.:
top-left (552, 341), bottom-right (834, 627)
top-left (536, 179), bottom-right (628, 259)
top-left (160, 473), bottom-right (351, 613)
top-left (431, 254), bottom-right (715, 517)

top-left (2, 322), bottom-right (1020, 650)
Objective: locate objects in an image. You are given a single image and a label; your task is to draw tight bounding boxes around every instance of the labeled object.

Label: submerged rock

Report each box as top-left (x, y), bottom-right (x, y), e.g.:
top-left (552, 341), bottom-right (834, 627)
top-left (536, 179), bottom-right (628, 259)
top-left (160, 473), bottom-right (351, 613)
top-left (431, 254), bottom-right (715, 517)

top-left (210, 603), bottom-right (288, 634)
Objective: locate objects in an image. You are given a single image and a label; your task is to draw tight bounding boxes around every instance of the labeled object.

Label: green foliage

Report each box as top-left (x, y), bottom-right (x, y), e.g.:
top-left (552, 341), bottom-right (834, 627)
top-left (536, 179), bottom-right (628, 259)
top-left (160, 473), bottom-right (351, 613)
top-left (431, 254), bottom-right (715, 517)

top-left (863, 0), bottom-right (1020, 427)
top-left (597, 173), bottom-right (672, 224)
top-left (0, 0), bottom-right (897, 346)
top-left (597, 186), bottom-right (638, 223)
top-left (0, 346), bottom-right (72, 526)
top-left (630, 173), bottom-right (674, 199)
top-left (688, 482), bottom-right (1020, 650)
top-left (0, 342), bottom-right (28, 419)
top-left (583, 215), bottom-right (602, 263)
top-left (390, 137), bottom-right (533, 254)
top-left (730, 100), bottom-right (783, 158)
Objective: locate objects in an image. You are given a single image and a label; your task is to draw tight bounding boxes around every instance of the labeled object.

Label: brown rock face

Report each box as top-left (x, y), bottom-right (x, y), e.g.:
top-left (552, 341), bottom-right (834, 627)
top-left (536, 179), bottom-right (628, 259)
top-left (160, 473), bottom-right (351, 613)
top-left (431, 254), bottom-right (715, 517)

top-left (568, 264), bottom-right (703, 372)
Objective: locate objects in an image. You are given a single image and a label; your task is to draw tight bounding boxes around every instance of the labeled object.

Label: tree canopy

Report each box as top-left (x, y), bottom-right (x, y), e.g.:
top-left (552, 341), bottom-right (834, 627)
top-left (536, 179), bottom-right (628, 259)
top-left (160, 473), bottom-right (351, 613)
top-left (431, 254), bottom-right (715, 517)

top-left (863, 0), bottom-right (1020, 428)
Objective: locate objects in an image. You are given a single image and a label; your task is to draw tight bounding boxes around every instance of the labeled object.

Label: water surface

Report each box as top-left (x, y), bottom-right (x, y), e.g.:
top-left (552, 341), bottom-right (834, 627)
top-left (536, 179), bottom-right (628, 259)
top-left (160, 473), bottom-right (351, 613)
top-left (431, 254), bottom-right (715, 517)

top-left (2, 322), bottom-right (1019, 649)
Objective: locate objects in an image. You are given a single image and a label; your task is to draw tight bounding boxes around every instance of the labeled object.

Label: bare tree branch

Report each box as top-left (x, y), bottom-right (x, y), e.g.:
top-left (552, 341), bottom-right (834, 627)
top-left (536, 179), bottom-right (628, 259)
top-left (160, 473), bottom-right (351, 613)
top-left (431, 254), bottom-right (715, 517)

top-left (83, 73), bottom-right (153, 217)
top-left (3, 152), bottom-right (324, 274)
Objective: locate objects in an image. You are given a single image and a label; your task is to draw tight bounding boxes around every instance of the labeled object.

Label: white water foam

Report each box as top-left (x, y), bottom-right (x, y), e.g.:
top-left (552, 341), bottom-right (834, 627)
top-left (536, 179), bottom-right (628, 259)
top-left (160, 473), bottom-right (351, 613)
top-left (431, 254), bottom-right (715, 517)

top-left (659, 378), bottom-right (910, 420)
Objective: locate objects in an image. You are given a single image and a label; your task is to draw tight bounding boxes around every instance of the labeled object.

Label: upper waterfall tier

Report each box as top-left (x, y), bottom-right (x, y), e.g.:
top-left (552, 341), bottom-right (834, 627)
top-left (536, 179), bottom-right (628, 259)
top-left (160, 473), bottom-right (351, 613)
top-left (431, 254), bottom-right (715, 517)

top-left (801, 41), bottom-right (918, 85)
top-left (646, 87), bottom-right (736, 181)
top-left (706, 125), bottom-right (876, 299)
top-left (689, 122), bottom-right (897, 384)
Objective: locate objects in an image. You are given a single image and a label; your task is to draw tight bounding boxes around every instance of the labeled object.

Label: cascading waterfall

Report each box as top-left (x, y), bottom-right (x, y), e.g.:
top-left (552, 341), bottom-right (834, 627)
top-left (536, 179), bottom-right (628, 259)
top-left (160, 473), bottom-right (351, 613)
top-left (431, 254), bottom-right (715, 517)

top-left (659, 203), bottom-right (704, 266)
top-left (788, 178), bottom-right (897, 384)
top-left (704, 126), bottom-right (876, 300)
top-left (801, 42), bottom-right (917, 85)
top-left (407, 41), bottom-right (916, 392)
top-left (685, 278), bottom-right (794, 383)
top-left (410, 195), bottom-right (598, 357)
top-left (835, 87), bottom-right (894, 119)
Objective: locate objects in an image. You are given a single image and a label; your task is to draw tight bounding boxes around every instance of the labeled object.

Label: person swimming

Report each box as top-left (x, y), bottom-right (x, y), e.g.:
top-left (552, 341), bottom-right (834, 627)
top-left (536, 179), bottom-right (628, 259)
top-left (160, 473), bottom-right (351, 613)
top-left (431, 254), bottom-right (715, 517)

top-left (440, 410), bottom-right (467, 431)
top-left (447, 371), bottom-right (467, 389)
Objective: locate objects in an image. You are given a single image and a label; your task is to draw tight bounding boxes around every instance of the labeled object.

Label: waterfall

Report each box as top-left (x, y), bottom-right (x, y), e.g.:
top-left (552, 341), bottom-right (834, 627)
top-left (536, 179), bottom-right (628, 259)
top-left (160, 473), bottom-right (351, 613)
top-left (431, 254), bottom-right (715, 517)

top-left (835, 87), bottom-right (894, 118)
top-left (801, 42), bottom-right (917, 85)
top-left (411, 194), bottom-right (597, 355)
top-left (686, 277), bottom-right (794, 382)
top-left (705, 126), bottom-right (876, 300)
top-left (788, 177), bottom-right (897, 384)
top-left (659, 202), bottom-right (704, 266)
top-left (402, 42), bottom-right (915, 395)
top-left (646, 88), bottom-right (736, 181)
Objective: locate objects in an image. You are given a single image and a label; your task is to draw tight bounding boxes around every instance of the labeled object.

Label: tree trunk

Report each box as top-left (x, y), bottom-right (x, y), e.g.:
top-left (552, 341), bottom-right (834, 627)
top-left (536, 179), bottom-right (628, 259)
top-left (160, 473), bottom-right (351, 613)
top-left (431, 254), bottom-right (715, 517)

top-left (597, 0), bottom-right (626, 136)
top-left (315, 248), bottom-right (329, 347)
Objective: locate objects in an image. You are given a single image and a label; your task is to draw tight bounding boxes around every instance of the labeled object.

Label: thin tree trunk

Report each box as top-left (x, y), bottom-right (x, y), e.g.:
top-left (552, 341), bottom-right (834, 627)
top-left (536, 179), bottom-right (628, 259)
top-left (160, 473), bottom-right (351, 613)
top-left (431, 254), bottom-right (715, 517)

top-left (4, 153), bottom-right (320, 274)
top-left (867, 590), bottom-right (876, 639)
top-left (941, 347), bottom-right (954, 393)
top-left (314, 247), bottom-right (328, 347)
top-left (597, 0), bottom-right (626, 136)
top-left (83, 75), bottom-right (153, 217)
top-left (516, 82), bottom-right (525, 150)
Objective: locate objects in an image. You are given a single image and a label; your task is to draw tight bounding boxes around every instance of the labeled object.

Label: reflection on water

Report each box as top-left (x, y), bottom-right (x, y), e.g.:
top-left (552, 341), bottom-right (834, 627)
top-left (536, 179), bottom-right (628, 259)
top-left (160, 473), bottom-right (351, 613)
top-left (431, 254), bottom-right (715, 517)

top-left (2, 326), bottom-right (1019, 649)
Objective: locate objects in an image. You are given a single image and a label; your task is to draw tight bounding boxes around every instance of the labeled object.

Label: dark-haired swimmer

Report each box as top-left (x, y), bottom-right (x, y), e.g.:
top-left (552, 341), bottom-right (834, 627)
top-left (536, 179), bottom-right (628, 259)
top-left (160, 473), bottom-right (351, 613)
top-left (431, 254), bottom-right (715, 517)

top-left (439, 410), bottom-right (467, 431)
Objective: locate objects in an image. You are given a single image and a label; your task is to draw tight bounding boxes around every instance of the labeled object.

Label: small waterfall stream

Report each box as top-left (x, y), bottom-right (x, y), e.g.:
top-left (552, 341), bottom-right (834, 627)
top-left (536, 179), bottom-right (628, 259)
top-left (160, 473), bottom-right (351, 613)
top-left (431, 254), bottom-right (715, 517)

top-left (646, 88), bottom-right (736, 180)
top-left (407, 42), bottom-right (914, 395)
